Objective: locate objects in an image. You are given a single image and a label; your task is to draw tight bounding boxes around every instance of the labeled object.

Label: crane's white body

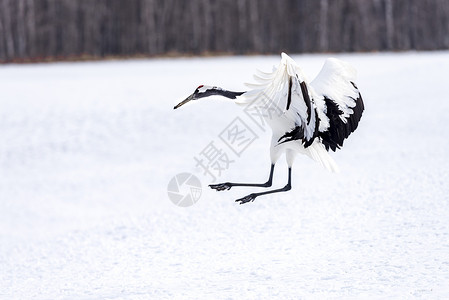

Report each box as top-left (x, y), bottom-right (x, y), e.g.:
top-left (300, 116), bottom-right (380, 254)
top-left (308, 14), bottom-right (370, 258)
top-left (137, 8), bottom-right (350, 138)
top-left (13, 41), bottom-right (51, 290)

top-left (238, 53), bottom-right (362, 172)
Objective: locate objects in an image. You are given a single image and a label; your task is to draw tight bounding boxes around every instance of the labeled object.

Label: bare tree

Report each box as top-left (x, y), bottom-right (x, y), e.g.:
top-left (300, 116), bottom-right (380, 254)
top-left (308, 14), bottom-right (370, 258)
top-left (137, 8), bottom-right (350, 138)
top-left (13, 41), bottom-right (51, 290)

top-left (248, 0), bottom-right (263, 52)
top-left (384, 0), bottom-right (394, 50)
top-left (319, 0), bottom-right (329, 52)
top-left (1, 0), bottom-right (15, 60)
top-left (25, 0), bottom-right (36, 58)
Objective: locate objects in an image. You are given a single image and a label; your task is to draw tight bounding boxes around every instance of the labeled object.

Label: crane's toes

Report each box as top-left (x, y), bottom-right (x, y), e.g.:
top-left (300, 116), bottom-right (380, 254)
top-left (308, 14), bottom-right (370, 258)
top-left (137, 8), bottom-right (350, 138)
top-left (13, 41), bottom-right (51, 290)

top-left (209, 182), bottom-right (232, 191)
top-left (235, 193), bottom-right (257, 205)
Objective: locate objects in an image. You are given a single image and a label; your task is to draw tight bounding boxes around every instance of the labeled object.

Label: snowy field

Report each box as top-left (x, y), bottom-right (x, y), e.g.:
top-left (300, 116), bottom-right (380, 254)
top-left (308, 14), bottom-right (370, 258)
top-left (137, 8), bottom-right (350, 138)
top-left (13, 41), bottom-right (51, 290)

top-left (1, 51), bottom-right (449, 299)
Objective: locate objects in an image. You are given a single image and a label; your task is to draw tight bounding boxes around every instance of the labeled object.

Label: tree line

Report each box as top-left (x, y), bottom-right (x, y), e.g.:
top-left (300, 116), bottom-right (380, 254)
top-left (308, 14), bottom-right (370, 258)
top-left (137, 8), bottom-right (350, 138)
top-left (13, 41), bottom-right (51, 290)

top-left (0, 0), bottom-right (448, 62)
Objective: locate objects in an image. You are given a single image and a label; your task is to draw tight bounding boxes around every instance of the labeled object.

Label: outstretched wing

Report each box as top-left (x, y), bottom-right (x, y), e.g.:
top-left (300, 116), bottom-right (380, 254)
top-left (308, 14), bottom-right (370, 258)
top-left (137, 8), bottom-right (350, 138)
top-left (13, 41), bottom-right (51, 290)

top-left (243, 53), bottom-right (319, 147)
top-left (311, 58), bottom-right (364, 151)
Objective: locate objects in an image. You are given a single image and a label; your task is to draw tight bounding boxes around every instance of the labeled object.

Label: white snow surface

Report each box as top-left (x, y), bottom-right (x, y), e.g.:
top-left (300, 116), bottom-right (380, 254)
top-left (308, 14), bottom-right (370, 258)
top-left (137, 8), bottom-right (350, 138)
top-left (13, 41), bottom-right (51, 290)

top-left (1, 52), bottom-right (449, 299)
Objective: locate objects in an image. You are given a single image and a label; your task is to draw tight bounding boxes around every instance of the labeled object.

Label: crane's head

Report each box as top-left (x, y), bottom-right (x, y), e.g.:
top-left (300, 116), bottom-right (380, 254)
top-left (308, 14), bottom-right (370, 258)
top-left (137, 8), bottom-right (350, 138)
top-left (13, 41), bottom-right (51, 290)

top-left (174, 85), bottom-right (212, 109)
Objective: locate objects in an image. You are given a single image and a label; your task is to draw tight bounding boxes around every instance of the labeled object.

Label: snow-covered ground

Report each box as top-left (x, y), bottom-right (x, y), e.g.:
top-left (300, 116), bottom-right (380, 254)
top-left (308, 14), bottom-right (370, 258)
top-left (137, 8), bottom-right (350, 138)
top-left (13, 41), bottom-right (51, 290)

top-left (1, 51), bottom-right (449, 299)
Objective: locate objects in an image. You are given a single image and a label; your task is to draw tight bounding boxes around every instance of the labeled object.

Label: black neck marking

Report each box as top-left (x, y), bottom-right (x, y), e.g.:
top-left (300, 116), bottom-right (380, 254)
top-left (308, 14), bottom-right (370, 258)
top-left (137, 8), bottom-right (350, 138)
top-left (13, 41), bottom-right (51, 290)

top-left (201, 87), bottom-right (245, 99)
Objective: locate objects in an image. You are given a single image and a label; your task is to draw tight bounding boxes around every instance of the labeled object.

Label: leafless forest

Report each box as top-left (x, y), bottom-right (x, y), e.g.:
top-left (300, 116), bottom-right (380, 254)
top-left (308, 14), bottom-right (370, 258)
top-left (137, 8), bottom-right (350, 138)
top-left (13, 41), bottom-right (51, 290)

top-left (0, 0), bottom-right (448, 62)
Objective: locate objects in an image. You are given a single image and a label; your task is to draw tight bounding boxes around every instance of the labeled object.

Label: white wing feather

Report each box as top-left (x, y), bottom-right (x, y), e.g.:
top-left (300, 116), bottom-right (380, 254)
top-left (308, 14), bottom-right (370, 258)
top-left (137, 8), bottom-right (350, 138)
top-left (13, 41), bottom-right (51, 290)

top-left (310, 57), bottom-right (364, 152)
top-left (237, 53), bottom-right (363, 172)
top-left (311, 58), bottom-right (360, 124)
top-left (242, 53), bottom-right (318, 143)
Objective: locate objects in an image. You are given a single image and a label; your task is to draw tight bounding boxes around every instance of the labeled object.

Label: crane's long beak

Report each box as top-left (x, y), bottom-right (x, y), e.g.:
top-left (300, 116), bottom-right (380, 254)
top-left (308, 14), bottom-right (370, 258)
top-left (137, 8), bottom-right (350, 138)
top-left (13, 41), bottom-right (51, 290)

top-left (174, 93), bottom-right (195, 109)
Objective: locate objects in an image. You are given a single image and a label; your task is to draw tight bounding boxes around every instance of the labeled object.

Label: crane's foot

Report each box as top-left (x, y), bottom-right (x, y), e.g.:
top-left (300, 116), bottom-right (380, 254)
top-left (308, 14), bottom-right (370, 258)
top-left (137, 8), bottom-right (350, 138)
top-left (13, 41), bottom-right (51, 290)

top-left (235, 193), bottom-right (257, 205)
top-left (209, 182), bottom-right (233, 191)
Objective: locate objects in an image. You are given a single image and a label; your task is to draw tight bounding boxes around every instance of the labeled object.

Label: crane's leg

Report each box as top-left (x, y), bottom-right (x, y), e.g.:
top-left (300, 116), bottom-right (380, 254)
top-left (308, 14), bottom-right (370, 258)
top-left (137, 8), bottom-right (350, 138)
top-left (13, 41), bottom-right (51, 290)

top-left (209, 164), bottom-right (275, 191)
top-left (235, 167), bottom-right (292, 205)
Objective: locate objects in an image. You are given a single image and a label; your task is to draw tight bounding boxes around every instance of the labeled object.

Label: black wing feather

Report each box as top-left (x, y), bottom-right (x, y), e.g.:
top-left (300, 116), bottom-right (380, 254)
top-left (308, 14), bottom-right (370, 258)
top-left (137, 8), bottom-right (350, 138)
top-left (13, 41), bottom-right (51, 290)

top-left (320, 83), bottom-right (364, 151)
top-left (300, 81), bottom-right (312, 124)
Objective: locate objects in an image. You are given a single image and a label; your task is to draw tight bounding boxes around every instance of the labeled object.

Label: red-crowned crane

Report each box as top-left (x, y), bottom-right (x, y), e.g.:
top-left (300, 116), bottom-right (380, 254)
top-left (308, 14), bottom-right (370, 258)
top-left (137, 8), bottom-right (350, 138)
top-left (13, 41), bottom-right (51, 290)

top-left (174, 53), bottom-right (364, 204)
